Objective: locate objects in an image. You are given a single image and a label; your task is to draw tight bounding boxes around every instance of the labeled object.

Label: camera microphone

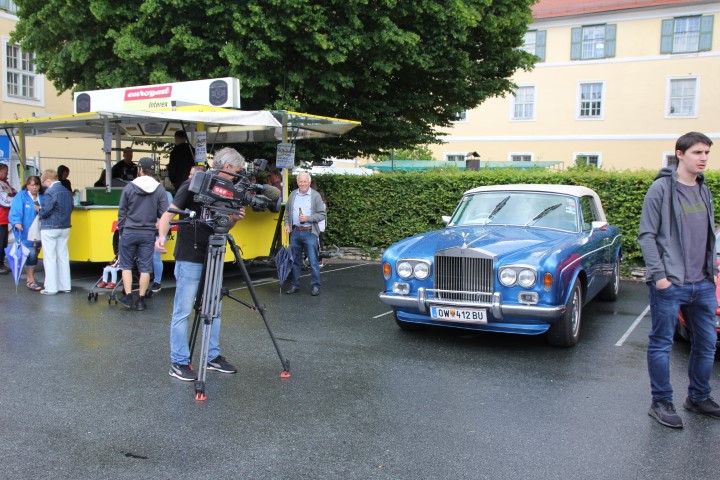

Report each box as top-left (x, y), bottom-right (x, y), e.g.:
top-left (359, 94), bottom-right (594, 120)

top-left (168, 207), bottom-right (196, 218)
top-left (261, 185), bottom-right (281, 202)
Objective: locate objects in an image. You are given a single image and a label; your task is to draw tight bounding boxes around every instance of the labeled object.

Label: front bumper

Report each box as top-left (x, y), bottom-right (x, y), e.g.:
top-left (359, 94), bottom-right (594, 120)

top-left (379, 288), bottom-right (565, 321)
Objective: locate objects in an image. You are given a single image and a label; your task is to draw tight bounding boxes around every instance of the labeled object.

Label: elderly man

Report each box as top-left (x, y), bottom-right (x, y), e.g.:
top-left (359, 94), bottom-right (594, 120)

top-left (283, 172), bottom-right (326, 296)
top-left (156, 147), bottom-right (245, 381)
top-left (38, 169), bottom-right (73, 295)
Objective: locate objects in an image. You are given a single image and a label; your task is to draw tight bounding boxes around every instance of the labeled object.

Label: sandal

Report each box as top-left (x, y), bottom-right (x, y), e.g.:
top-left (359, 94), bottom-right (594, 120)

top-left (27, 281), bottom-right (42, 291)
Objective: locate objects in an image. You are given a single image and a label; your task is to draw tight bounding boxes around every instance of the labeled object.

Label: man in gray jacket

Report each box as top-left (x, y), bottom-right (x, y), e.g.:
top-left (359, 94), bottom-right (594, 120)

top-left (117, 157), bottom-right (169, 310)
top-left (638, 131), bottom-right (719, 429)
top-left (283, 172), bottom-right (326, 296)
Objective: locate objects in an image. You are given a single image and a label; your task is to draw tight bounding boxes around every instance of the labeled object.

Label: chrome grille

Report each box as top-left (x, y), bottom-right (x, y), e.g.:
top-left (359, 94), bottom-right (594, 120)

top-left (434, 252), bottom-right (494, 302)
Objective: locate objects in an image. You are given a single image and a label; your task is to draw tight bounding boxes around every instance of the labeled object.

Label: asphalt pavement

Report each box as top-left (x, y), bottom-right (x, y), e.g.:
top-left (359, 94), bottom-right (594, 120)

top-left (1, 261), bottom-right (719, 480)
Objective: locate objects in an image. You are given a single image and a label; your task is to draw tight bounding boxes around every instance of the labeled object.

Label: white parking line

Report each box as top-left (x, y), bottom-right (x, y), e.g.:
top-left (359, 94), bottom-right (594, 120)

top-left (228, 262), bottom-right (374, 291)
top-left (373, 311), bottom-right (393, 319)
top-left (615, 305), bottom-right (650, 347)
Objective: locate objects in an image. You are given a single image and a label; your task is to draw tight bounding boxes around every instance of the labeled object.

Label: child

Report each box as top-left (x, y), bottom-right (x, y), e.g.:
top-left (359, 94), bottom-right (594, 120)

top-left (97, 257), bottom-right (121, 289)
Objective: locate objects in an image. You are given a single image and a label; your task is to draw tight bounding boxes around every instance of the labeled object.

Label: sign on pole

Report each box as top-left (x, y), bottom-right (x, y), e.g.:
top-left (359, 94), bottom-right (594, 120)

top-left (194, 131), bottom-right (207, 165)
top-left (275, 143), bottom-right (295, 169)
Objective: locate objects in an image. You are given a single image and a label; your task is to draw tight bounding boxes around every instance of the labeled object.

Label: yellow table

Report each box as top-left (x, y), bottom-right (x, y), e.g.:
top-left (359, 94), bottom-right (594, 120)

top-left (67, 206), bottom-right (281, 262)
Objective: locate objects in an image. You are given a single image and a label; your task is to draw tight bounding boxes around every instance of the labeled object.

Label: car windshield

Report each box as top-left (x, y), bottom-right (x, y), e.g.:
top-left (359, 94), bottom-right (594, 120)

top-left (450, 191), bottom-right (579, 231)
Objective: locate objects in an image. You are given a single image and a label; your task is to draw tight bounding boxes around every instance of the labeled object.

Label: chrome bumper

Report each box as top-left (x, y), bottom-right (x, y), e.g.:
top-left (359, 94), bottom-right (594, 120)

top-left (379, 288), bottom-right (565, 320)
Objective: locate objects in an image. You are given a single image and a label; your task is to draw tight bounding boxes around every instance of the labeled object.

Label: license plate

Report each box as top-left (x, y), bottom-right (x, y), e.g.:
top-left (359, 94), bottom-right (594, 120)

top-left (430, 306), bottom-right (487, 323)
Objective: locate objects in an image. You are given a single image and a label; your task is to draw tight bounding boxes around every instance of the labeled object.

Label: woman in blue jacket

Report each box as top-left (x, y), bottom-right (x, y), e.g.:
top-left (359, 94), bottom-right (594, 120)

top-left (9, 176), bottom-right (44, 291)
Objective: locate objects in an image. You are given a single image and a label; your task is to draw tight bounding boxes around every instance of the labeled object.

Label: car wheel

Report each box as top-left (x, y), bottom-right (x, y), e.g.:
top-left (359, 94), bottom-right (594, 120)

top-left (598, 256), bottom-right (620, 301)
top-left (547, 280), bottom-right (582, 347)
top-left (395, 313), bottom-right (424, 331)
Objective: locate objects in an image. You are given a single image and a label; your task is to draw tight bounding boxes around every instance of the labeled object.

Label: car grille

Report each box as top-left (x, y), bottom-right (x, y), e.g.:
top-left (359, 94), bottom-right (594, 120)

top-left (434, 248), bottom-right (494, 302)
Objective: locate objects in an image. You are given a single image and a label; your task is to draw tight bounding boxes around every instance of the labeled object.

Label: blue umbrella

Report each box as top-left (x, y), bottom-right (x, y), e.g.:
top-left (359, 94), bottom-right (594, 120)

top-left (274, 245), bottom-right (294, 292)
top-left (4, 235), bottom-right (30, 293)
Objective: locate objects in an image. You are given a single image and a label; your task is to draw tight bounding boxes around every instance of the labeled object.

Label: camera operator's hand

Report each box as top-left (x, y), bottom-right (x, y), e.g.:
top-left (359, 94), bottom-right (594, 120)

top-left (228, 207), bottom-right (246, 228)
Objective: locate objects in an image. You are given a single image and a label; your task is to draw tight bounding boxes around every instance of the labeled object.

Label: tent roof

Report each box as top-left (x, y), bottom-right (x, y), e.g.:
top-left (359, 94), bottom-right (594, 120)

top-left (0, 106), bottom-right (360, 144)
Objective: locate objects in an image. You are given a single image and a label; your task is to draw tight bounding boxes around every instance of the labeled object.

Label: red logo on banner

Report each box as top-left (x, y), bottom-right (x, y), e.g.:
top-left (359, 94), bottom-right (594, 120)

top-left (124, 86), bottom-right (173, 101)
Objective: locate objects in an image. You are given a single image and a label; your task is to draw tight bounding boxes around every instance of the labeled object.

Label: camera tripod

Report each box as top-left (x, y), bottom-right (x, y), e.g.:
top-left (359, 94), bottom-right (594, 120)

top-left (186, 226), bottom-right (291, 401)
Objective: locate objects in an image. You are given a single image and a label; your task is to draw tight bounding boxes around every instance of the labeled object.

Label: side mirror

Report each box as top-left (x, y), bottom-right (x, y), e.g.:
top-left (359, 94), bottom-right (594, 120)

top-left (441, 215), bottom-right (451, 226)
top-left (591, 221), bottom-right (609, 231)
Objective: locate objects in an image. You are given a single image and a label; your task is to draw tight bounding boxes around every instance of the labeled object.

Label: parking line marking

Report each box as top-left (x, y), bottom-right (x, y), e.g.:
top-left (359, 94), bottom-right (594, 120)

top-left (228, 262), bottom-right (374, 292)
top-left (615, 305), bottom-right (650, 347)
top-left (373, 311), bottom-right (393, 319)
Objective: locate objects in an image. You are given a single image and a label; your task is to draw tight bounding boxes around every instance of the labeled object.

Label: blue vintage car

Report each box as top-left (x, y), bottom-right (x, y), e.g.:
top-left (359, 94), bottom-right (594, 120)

top-left (379, 184), bottom-right (622, 346)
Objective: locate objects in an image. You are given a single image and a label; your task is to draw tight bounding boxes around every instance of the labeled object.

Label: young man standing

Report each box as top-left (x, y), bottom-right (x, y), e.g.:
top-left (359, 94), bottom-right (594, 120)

top-left (639, 131), bottom-right (719, 429)
top-left (116, 157), bottom-right (169, 311)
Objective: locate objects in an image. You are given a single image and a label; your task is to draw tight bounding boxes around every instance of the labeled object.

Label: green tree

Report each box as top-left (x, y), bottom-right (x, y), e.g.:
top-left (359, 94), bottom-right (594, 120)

top-left (12, 0), bottom-right (536, 159)
top-left (371, 145), bottom-right (436, 162)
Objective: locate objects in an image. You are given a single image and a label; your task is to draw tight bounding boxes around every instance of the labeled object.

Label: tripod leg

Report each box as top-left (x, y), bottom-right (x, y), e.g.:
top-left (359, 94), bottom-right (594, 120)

top-left (227, 234), bottom-right (291, 378)
top-left (193, 234), bottom-right (227, 400)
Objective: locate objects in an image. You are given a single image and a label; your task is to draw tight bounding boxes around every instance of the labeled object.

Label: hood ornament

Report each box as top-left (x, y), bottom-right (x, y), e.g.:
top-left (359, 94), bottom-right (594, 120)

top-left (461, 232), bottom-right (470, 249)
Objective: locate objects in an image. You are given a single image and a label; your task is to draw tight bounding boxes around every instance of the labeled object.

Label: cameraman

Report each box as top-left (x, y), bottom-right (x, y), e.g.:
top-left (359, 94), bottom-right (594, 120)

top-left (155, 147), bottom-right (246, 382)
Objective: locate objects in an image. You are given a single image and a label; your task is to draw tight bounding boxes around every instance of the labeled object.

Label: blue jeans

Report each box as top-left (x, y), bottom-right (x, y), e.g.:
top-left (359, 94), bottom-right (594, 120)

top-left (647, 280), bottom-right (718, 403)
top-left (290, 229), bottom-right (320, 288)
top-left (170, 261), bottom-right (222, 365)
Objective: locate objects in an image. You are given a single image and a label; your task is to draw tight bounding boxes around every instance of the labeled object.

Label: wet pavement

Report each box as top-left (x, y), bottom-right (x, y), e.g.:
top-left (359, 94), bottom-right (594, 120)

top-left (1, 261), bottom-right (720, 479)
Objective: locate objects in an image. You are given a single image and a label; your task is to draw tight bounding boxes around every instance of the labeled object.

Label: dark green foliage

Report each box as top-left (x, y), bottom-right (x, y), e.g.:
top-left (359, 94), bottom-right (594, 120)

top-left (310, 169), bottom-right (720, 266)
top-left (11, 0), bottom-right (536, 159)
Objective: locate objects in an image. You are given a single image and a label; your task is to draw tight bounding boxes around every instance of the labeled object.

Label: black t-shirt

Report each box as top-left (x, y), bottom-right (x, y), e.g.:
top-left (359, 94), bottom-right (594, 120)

top-left (172, 180), bottom-right (213, 263)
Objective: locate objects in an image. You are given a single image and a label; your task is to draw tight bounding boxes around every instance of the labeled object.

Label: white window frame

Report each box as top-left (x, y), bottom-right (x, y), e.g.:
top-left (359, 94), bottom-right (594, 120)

top-left (665, 76), bottom-right (699, 119)
top-left (576, 81), bottom-right (605, 120)
top-left (522, 31), bottom-right (537, 56)
top-left (445, 153), bottom-right (466, 162)
top-left (672, 16), bottom-right (701, 53)
top-left (573, 152), bottom-right (602, 168)
top-left (510, 85), bottom-right (536, 121)
top-left (2, 37), bottom-right (44, 107)
top-left (509, 152), bottom-right (534, 162)
top-left (662, 152), bottom-right (679, 168)
top-left (581, 25), bottom-right (606, 60)
top-left (451, 110), bottom-right (468, 123)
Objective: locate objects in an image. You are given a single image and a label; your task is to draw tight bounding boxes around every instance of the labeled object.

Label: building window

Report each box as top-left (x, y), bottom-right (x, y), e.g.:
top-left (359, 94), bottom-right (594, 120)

top-left (522, 30), bottom-right (546, 61)
top-left (510, 153), bottom-right (533, 162)
top-left (451, 110), bottom-right (467, 123)
top-left (571, 24), bottom-right (616, 60)
top-left (577, 82), bottom-right (604, 119)
top-left (661, 15), bottom-right (714, 54)
top-left (574, 153), bottom-right (602, 168)
top-left (446, 154), bottom-right (465, 162)
top-left (0, 1), bottom-right (18, 14)
top-left (664, 154), bottom-right (679, 168)
top-left (6, 44), bottom-right (36, 99)
top-left (511, 86), bottom-right (535, 121)
top-left (667, 77), bottom-right (698, 117)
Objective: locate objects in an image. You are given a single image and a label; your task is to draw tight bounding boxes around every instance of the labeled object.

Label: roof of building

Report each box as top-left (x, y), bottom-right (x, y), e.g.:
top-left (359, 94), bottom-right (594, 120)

top-left (532, 0), bottom-right (709, 19)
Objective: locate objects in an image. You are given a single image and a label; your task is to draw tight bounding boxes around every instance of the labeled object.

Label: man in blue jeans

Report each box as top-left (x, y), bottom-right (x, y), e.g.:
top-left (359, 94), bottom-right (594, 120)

top-left (283, 172), bottom-right (326, 296)
top-left (639, 131), bottom-right (719, 429)
top-left (155, 148), bottom-right (245, 381)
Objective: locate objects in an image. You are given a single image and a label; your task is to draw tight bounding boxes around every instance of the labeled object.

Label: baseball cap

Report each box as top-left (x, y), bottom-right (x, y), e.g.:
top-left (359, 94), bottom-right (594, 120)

top-left (138, 157), bottom-right (156, 173)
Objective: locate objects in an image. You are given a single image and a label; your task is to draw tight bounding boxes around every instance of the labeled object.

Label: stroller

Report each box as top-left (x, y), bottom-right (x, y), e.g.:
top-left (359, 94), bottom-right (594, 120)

top-left (87, 222), bottom-right (153, 304)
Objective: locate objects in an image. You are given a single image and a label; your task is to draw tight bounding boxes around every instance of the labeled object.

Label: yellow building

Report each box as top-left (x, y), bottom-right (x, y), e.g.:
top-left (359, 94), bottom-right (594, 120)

top-left (1, 3), bottom-right (131, 189)
top-left (431, 0), bottom-right (720, 170)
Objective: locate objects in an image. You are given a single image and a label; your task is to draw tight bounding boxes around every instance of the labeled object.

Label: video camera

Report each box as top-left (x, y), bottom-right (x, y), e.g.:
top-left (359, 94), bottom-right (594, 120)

top-left (188, 162), bottom-right (281, 230)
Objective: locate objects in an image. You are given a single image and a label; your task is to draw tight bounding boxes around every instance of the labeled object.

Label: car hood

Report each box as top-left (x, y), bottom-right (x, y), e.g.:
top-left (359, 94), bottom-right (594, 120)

top-left (385, 225), bottom-right (574, 262)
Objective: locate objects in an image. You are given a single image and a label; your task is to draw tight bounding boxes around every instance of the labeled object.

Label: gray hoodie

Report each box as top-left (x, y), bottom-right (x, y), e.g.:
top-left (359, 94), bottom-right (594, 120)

top-left (638, 167), bottom-right (717, 285)
top-left (118, 176), bottom-right (169, 236)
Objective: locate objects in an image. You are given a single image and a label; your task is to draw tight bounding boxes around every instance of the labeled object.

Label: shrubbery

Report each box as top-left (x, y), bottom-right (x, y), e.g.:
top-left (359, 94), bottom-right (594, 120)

top-left (301, 168), bottom-right (720, 266)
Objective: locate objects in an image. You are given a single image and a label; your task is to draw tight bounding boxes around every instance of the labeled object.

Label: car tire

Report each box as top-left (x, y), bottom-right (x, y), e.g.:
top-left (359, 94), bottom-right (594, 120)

top-left (598, 256), bottom-right (620, 301)
top-left (547, 280), bottom-right (582, 347)
top-left (395, 313), bottom-right (424, 331)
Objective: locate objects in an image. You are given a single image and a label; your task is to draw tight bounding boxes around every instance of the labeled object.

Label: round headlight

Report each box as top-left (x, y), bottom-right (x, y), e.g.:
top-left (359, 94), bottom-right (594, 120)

top-left (397, 261), bottom-right (413, 279)
top-left (499, 268), bottom-right (517, 286)
top-left (517, 269), bottom-right (537, 288)
top-left (414, 263), bottom-right (430, 280)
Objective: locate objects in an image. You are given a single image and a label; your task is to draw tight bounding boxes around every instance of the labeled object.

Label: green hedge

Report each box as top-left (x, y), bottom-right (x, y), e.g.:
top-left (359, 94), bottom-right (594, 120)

top-left (302, 168), bottom-right (720, 266)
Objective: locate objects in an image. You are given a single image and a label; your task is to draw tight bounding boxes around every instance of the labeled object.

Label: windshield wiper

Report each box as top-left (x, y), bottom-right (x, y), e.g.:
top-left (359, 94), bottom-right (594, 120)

top-left (482, 196), bottom-right (510, 225)
top-left (525, 203), bottom-right (562, 227)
